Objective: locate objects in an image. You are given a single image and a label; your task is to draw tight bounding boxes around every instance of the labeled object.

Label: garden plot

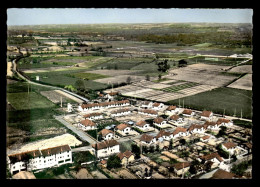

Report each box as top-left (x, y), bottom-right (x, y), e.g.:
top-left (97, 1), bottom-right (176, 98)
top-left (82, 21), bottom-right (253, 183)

top-left (227, 74), bottom-right (252, 91)
top-left (104, 85), bottom-right (144, 94)
top-left (85, 69), bottom-right (141, 76)
top-left (94, 75), bottom-right (146, 85)
top-left (168, 63), bottom-right (238, 87)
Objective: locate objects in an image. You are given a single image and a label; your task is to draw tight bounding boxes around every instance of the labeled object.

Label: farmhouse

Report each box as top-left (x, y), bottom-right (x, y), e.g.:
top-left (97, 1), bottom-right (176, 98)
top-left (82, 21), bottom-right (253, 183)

top-left (200, 111), bottom-right (213, 121)
top-left (83, 112), bottom-right (103, 120)
top-left (182, 109), bottom-right (195, 117)
top-left (78, 119), bottom-right (97, 131)
top-left (117, 150), bottom-right (135, 166)
top-left (136, 121), bottom-right (151, 131)
top-left (199, 152), bottom-right (224, 168)
top-left (99, 129), bottom-right (114, 140)
top-left (172, 162), bottom-right (191, 176)
top-left (153, 117), bottom-right (167, 128)
top-left (92, 140), bottom-right (120, 158)
top-left (151, 102), bottom-right (164, 110)
top-left (138, 109), bottom-right (158, 117)
top-left (8, 145), bottom-right (72, 175)
top-left (188, 124), bottom-right (206, 134)
top-left (172, 127), bottom-right (190, 139)
top-left (222, 142), bottom-right (238, 155)
top-left (155, 130), bottom-right (172, 141)
top-left (111, 108), bottom-right (131, 117)
top-left (140, 134), bottom-right (156, 145)
top-left (216, 118), bottom-right (233, 127)
top-left (115, 124), bottom-right (132, 134)
top-left (165, 105), bottom-right (180, 115)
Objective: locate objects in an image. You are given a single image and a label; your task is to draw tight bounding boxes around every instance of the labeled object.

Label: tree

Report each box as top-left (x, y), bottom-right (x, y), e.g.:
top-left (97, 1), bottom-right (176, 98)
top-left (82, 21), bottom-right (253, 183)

top-left (169, 139), bottom-right (173, 150)
top-left (114, 64), bottom-right (118, 70)
top-left (149, 146), bottom-right (154, 153)
top-left (107, 155), bottom-right (122, 169)
top-left (156, 144), bottom-right (160, 152)
top-left (144, 167), bottom-right (149, 177)
top-left (158, 74), bottom-right (162, 81)
top-left (178, 59), bottom-right (188, 67)
top-left (157, 59), bottom-right (170, 73)
top-left (145, 74), bottom-right (150, 81)
top-left (179, 139), bottom-right (186, 146)
top-left (74, 80), bottom-right (85, 91)
top-left (143, 146), bottom-right (148, 153)
top-left (126, 76), bottom-right (132, 84)
top-left (131, 144), bottom-right (141, 159)
top-left (189, 160), bottom-right (202, 174)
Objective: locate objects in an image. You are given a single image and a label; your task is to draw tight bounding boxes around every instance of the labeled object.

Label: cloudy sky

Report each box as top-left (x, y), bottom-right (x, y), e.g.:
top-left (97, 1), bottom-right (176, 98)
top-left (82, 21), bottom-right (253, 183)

top-left (7, 8), bottom-right (253, 26)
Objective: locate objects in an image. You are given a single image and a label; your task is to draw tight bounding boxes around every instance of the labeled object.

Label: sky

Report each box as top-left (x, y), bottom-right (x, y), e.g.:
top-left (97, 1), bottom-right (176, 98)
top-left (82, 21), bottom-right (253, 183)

top-left (7, 8), bottom-right (253, 26)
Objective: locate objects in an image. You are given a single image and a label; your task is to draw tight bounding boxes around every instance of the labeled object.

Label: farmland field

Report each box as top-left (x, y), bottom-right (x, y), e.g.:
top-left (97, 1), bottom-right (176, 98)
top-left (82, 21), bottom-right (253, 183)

top-left (159, 82), bottom-right (200, 93)
top-left (167, 87), bottom-right (252, 119)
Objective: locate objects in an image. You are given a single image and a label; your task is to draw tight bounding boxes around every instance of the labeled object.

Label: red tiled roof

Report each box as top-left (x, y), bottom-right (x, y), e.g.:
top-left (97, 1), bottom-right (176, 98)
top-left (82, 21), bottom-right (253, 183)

top-left (111, 108), bottom-right (130, 114)
top-left (108, 92), bottom-right (118, 96)
top-left (170, 115), bottom-right (179, 121)
top-left (211, 169), bottom-right (235, 179)
top-left (166, 105), bottom-right (177, 111)
top-left (222, 142), bottom-right (237, 149)
top-left (92, 140), bottom-right (119, 150)
top-left (136, 120), bottom-right (148, 127)
top-left (116, 123), bottom-right (131, 131)
top-left (152, 102), bottom-right (161, 107)
top-left (188, 124), bottom-right (204, 132)
top-left (202, 135), bottom-right (210, 140)
top-left (80, 119), bottom-right (96, 127)
top-left (201, 152), bottom-right (223, 162)
top-left (99, 129), bottom-right (113, 137)
top-left (100, 159), bottom-right (107, 165)
top-left (216, 118), bottom-right (230, 125)
top-left (203, 121), bottom-right (217, 129)
top-left (154, 117), bottom-right (165, 124)
top-left (8, 150), bottom-right (42, 163)
top-left (117, 150), bottom-right (133, 160)
top-left (172, 127), bottom-right (187, 136)
top-left (173, 162), bottom-right (191, 170)
top-left (182, 109), bottom-right (192, 115)
top-left (41, 145), bottom-right (71, 157)
top-left (155, 130), bottom-right (171, 139)
top-left (81, 100), bottom-right (129, 109)
top-left (201, 110), bottom-right (213, 117)
top-left (84, 113), bottom-right (102, 118)
top-left (142, 109), bottom-right (158, 115)
top-left (140, 134), bottom-right (154, 143)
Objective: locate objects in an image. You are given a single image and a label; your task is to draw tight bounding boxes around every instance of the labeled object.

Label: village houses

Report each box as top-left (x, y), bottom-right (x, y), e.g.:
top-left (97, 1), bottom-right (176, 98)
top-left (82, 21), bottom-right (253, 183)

top-left (200, 111), bottom-right (213, 121)
top-left (78, 119), bottom-right (97, 131)
top-left (151, 102), bottom-right (164, 110)
top-left (182, 109), bottom-right (195, 117)
top-left (172, 127), bottom-right (190, 139)
top-left (169, 115), bottom-right (185, 125)
top-left (138, 109), bottom-right (158, 117)
top-left (135, 120), bottom-right (151, 131)
top-left (221, 142), bottom-right (238, 156)
top-left (188, 124), bottom-right (206, 134)
top-left (92, 140), bottom-right (120, 158)
top-left (115, 124), bottom-right (132, 135)
top-left (172, 162), bottom-right (191, 176)
top-left (140, 101), bottom-right (153, 109)
top-left (117, 150), bottom-right (135, 166)
top-left (153, 117), bottom-right (167, 128)
top-left (99, 129), bottom-right (114, 141)
top-left (83, 112), bottom-right (103, 120)
top-left (110, 108), bottom-right (131, 117)
top-left (199, 152), bottom-right (224, 169)
top-left (165, 105), bottom-right (180, 115)
top-left (140, 134), bottom-right (156, 145)
top-left (155, 130), bottom-right (172, 141)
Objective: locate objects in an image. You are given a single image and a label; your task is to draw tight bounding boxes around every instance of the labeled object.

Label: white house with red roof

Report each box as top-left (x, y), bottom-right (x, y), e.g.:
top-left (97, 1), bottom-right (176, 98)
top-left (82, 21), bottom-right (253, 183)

top-left (216, 118), bottom-right (233, 127)
top-left (200, 111), bottom-right (213, 121)
top-left (141, 101), bottom-right (153, 109)
top-left (135, 121), bottom-right (151, 131)
top-left (151, 102), bottom-right (164, 110)
top-left (115, 124), bottom-right (132, 135)
top-left (92, 140), bottom-right (120, 158)
top-left (172, 127), bottom-right (190, 139)
top-left (221, 142), bottom-right (238, 156)
top-left (153, 117), bottom-right (167, 128)
top-left (83, 112), bottom-right (103, 120)
top-left (99, 129), bottom-right (114, 140)
top-left (182, 109), bottom-right (195, 117)
top-left (140, 134), bottom-right (157, 145)
top-left (188, 124), bottom-right (206, 134)
top-left (78, 119), bottom-right (97, 131)
top-left (165, 105), bottom-right (180, 115)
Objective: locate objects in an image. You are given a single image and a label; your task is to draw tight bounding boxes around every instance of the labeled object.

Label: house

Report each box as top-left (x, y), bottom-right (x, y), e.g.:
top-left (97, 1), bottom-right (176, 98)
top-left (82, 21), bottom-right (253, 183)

top-left (165, 105), bottom-right (180, 115)
top-left (211, 169), bottom-right (236, 179)
top-left (83, 113), bottom-right (103, 120)
top-left (151, 102), bottom-right (164, 110)
top-left (216, 118), bottom-right (233, 127)
top-left (153, 117), bottom-right (167, 128)
top-left (104, 92), bottom-right (118, 101)
top-left (99, 129), bottom-right (114, 140)
top-left (136, 121), bottom-right (151, 131)
top-left (242, 143), bottom-right (252, 153)
top-left (155, 130), bottom-right (172, 141)
top-left (187, 124), bottom-right (206, 134)
top-left (100, 159), bottom-right (107, 168)
top-left (169, 115), bottom-right (185, 124)
top-left (203, 121), bottom-right (220, 131)
top-left (141, 101), bottom-right (153, 109)
top-left (110, 108), bottom-right (131, 117)
top-left (200, 135), bottom-right (211, 142)
top-left (138, 109), bottom-right (158, 117)
top-left (182, 109), bottom-right (195, 117)
top-left (92, 140), bottom-right (120, 158)
top-left (140, 134), bottom-right (156, 145)
top-left (172, 127), bottom-right (190, 139)
top-left (78, 119), bottom-right (96, 131)
top-left (200, 152), bottom-right (224, 168)
top-left (115, 124), bottom-right (132, 135)
top-left (222, 142), bottom-right (238, 155)
top-left (172, 162), bottom-right (191, 176)
top-left (7, 145), bottom-right (72, 175)
top-left (200, 111), bottom-right (213, 121)
top-left (117, 150), bottom-right (135, 166)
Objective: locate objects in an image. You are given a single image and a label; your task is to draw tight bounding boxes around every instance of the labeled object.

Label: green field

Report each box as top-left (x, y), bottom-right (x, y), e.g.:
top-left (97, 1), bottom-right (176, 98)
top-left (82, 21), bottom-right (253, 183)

top-left (167, 87), bottom-right (252, 119)
top-left (7, 92), bottom-right (56, 110)
top-left (68, 72), bottom-right (110, 80)
top-left (186, 56), bottom-right (248, 66)
top-left (160, 82), bottom-right (200, 93)
top-left (18, 61), bottom-right (76, 69)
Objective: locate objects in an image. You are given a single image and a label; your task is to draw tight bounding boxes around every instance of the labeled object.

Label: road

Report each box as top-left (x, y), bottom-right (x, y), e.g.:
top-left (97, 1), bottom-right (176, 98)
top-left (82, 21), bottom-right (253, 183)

top-left (12, 59), bottom-right (89, 103)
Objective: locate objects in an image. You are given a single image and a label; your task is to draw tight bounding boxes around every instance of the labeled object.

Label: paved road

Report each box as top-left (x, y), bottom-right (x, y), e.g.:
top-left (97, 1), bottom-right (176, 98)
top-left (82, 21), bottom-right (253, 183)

top-left (54, 115), bottom-right (97, 145)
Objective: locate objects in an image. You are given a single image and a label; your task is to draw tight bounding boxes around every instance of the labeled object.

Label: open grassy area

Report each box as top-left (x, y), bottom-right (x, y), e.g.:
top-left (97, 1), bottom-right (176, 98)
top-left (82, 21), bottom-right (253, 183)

top-left (7, 92), bottom-right (56, 110)
top-left (68, 72), bottom-right (110, 80)
top-left (167, 87), bottom-right (252, 119)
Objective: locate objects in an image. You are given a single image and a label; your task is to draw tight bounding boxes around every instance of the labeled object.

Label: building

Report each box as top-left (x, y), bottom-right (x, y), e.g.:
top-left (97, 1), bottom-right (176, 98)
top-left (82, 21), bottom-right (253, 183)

top-left (203, 121), bottom-right (220, 131)
top-left (99, 129), bottom-right (114, 140)
top-left (155, 130), bottom-right (172, 141)
top-left (83, 112), bottom-right (103, 120)
top-left (104, 92), bottom-right (118, 101)
top-left (140, 134), bottom-right (156, 145)
top-left (141, 101), bottom-right (153, 109)
top-left (216, 118), bottom-right (233, 127)
top-left (115, 124), bottom-right (132, 134)
top-left (222, 142), bottom-right (238, 156)
top-left (169, 115), bottom-right (185, 124)
top-left (187, 124), bottom-right (206, 134)
top-left (199, 152), bottom-right (224, 168)
top-left (135, 121), bottom-right (151, 131)
top-left (165, 105), bottom-right (180, 115)
top-left (151, 102), bottom-right (164, 110)
top-left (153, 117), bottom-right (167, 128)
top-left (78, 119), bottom-right (96, 131)
top-left (7, 145), bottom-right (72, 175)
top-left (182, 109), bottom-right (195, 117)
top-left (172, 162), bottom-right (191, 176)
top-left (117, 150), bottom-right (135, 166)
top-left (138, 109), bottom-right (158, 117)
top-left (200, 135), bottom-right (211, 142)
top-left (92, 140), bottom-right (120, 158)
top-left (172, 127), bottom-right (190, 139)
top-left (200, 111), bottom-right (213, 121)
top-left (110, 108), bottom-right (131, 117)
